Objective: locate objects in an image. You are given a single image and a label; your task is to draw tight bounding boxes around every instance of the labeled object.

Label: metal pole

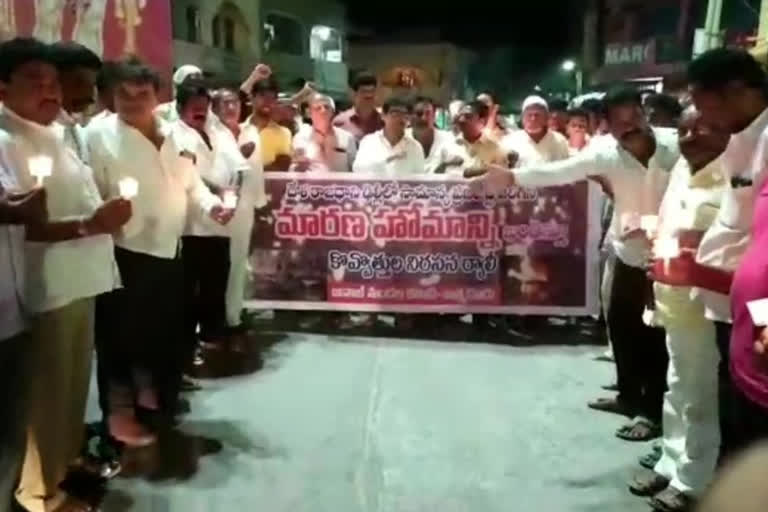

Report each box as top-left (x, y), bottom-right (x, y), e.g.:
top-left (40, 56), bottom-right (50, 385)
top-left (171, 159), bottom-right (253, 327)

top-left (576, 69), bottom-right (583, 96)
top-left (703, 0), bottom-right (724, 50)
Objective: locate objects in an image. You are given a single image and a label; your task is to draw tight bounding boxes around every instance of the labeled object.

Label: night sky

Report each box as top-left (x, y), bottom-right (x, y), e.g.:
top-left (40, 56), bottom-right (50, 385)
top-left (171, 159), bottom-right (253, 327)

top-left (342, 0), bottom-right (585, 106)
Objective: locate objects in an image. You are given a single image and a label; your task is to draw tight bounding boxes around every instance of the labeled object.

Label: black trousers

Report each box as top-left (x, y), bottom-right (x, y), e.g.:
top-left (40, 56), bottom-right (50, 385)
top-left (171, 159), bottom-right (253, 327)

top-left (607, 258), bottom-right (669, 422)
top-left (181, 235), bottom-right (231, 346)
top-left (714, 321), bottom-right (734, 461)
top-left (104, 247), bottom-right (185, 416)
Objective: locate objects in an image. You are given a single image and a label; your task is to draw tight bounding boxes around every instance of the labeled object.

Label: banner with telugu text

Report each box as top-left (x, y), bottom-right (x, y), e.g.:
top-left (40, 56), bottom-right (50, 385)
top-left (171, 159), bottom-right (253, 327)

top-left (244, 173), bottom-right (602, 316)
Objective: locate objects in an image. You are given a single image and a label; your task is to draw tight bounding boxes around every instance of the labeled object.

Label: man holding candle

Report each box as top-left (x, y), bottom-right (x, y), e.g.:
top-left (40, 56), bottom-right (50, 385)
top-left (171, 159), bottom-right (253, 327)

top-left (628, 106), bottom-right (729, 512)
top-left (173, 79), bottom-right (249, 357)
top-left (688, 49), bottom-right (768, 458)
top-left (0, 37), bottom-right (132, 512)
top-left (475, 87), bottom-right (679, 442)
top-left (87, 58), bottom-right (232, 447)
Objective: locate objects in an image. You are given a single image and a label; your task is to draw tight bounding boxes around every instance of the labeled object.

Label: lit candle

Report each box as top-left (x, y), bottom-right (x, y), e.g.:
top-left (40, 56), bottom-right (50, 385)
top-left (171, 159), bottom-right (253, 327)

top-left (222, 190), bottom-right (238, 209)
top-left (118, 177), bottom-right (139, 199)
top-left (641, 215), bottom-right (659, 237)
top-left (655, 237), bottom-right (680, 275)
top-left (29, 155), bottom-right (52, 186)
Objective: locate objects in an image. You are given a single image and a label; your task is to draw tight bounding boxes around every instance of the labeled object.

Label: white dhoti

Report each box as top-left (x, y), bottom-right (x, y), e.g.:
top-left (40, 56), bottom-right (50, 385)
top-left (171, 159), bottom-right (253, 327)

top-left (34, 0), bottom-right (64, 43)
top-left (654, 320), bottom-right (720, 496)
top-left (226, 197), bottom-right (255, 327)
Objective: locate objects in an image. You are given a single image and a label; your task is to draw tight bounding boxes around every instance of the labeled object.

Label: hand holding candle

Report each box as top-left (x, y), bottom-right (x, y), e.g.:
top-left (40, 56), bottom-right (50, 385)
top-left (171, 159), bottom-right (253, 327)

top-left (29, 155), bottom-right (52, 187)
top-left (655, 237), bottom-right (680, 275)
top-left (222, 189), bottom-right (238, 209)
top-left (118, 177), bottom-right (139, 199)
top-left (640, 215), bottom-right (659, 238)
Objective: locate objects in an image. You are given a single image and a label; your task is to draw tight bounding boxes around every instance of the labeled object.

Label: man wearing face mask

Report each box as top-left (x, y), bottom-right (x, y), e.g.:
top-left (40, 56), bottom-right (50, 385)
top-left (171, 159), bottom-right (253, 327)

top-left (476, 87), bottom-right (680, 442)
top-left (629, 106), bottom-right (729, 512)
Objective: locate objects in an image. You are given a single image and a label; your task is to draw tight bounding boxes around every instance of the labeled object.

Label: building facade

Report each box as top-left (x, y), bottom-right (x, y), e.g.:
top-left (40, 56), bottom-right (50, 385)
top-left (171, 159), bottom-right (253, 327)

top-left (584, 0), bottom-right (760, 91)
top-left (171, 0), bottom-right (348, 97)
top-left (347, 41), bottom-right (473, 106)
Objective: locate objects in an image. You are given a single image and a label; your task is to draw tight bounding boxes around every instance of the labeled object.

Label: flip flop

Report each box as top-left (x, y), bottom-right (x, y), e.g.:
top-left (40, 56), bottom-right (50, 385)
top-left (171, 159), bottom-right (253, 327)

top-left (587, 397), bottom-right (634, 417)
top-left (639, 449), bottom-right (663, 470)
top-left (617, 417), bottom-right (661, 442)
top-left (649, 487), bottom-right (695, 512)
top-left (628, 470), bottom-right (670, 497)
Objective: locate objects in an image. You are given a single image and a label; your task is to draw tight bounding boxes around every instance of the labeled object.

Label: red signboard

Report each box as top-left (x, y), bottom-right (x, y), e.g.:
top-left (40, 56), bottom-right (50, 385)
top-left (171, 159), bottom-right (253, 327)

top-left (0, 0), bottom-right (172, 81)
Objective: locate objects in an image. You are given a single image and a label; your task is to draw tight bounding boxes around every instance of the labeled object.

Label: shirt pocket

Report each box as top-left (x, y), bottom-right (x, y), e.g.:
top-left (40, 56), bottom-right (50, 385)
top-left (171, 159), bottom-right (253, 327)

top-left (721, 185), bottom-right (755, 231)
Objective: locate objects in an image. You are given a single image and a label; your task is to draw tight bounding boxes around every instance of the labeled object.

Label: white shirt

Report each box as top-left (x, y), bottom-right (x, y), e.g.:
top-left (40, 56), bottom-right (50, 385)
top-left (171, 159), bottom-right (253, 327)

top-left (694, 107), bottom-right (768, 322)
top-left (501, 129), bottom-right (571, 167)
top-left (514, 127), bottom-right (680, 267)
top-left (56, 110), bottom-right (89, 164)
top-left (0, 156), bottom-right (26, 340)
top-left (236, 121), bottom-right (268, 209)
top-left (173, 120), bottom-right (250, 238)
top-left (353, 130), bottom-right (426, 175)
top-left (407, 128), bottom-right (456, 174)
top-left (292, 124), bottom-right (356, 173)
top-left (88, 115), bottom-right (221, 259)
top-left (0, 106), bottom-right (119, 314)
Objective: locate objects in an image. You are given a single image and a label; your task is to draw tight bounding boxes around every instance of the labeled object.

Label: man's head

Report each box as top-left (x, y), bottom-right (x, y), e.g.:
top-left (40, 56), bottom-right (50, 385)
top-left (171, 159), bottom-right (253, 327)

top-left (211, 86), bottom-right (241, 127)
top-left (411, 95), bottom-right (436, 130)
top-left (308, 93), bottom-right (335, 130)
top-left (350, 71), bottom-right (377, 113)
top-left (581, 98), bottom-right (605, 135)
top-left (566, 108), bottom-right (589, 143)
top-left (688, 48), bottom-right (768, 134)
top-left (603, 87), bottom-right (650, 147)
top-left (173, 65), bottom-right (202, 88)
top-left (96, 61), bottom-right (119, 113)
top-left (456, 100), bottom-right (488, 141)
top-left (521, 95), bottom-right (549, 137)
top-left (644, 93), bottom-right (682, 128)
top-left (476, 93), bottom-right (495, 109)
top-left (382, 96), bottom-right (411, 138)
top-left (176, 78), bottom-right (210, 132)
top-left (112, 57), bottom-right (161, 127)
top-left (50, 41), bottom-right (101, 115)
top-left (250, 76), bottom-right (279, 118)
top-left (548, 98), bottom-right (569, 134)
top-left (678, 105), bottom-right (729, 172)
top-left (0, 37), bottom-right (61, 125)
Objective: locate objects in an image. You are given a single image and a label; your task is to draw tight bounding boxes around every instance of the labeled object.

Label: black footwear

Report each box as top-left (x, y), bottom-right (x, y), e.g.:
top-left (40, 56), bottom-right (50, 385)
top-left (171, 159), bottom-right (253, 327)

top-left (649, 487), bottom-right (695, 512)
top-left (628, 469), bottom-right (670, 497)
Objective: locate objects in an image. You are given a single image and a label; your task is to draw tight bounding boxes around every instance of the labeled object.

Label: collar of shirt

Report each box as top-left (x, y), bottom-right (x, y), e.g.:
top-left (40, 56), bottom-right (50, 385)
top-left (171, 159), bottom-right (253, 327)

top-left (722, 106), bottom-right (768, 181)
top-left (0, 105), bottom-right (59, 142)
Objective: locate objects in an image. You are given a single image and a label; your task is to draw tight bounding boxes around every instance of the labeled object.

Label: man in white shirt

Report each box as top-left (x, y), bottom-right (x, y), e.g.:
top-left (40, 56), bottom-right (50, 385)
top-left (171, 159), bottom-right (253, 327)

top-left (353, 96), bottom-right (425, 175)
top-left (687, 49), bottom-right (768, 459)
top-left (211, 87), bottom-right (268, 333)
top-left (501, 95), bottom-right (570, 167)
top-left (0, 37), bottom-right (132, 512)
top-left (154, 64), bottom-right (202, 123)
top-left (175, 79), bottom-right (248, 356)
top-left (88, 58), bottom-right (231, 448)
top-left (477, 87), bottom-right (680, 441)
top-left (454, 101), bottom-right (509, 177)
top-left (408, 95), bottom-right (461, 174)
top-left (292, 93), bottom-right (356, 173)
top-left (0, 174), bottom-right (47, 512)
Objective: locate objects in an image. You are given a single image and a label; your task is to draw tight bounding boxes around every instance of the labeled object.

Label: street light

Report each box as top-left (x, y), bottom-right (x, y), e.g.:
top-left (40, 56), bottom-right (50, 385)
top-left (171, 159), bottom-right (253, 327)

top-left (561, 59), bottom-right (583, 96)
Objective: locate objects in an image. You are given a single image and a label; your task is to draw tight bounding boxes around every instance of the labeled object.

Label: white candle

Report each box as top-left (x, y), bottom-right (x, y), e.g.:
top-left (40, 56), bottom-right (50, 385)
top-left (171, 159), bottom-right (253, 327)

top-left (655, 237), bottom-right (680, 274)
top-left (223, 190), bottom-right (238, 209)
top-left (641, 215), bottom-right (659, 237)
top-left (118, 177), bottom-right (139, 199)
top-left (29, 155), bottom-right (52, 186)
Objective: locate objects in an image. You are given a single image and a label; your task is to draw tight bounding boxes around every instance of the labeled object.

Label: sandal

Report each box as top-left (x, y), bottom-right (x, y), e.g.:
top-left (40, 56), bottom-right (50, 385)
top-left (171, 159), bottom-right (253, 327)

top-left (616, 417), bottom-right (661, 442)
top-left (628, 470), bottom-right (670, 497)
top-left (587, 397), bottom-right (634, 417)
top-left (649, 487), bottom-right (695, 512)
top-left (638, 449), bottom-right (663, 470)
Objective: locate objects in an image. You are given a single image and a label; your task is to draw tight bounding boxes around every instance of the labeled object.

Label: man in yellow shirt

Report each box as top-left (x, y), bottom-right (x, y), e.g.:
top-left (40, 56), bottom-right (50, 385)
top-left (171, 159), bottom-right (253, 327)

top-left (630, 106), bottom-right (729, 512)
top-left (240, 76), bottom-right (292, 171)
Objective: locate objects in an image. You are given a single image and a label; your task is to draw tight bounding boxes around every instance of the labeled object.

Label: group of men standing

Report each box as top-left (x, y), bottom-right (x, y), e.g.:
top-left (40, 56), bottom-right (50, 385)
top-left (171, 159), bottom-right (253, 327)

top-left (477, 48), bottom-right (768, 512)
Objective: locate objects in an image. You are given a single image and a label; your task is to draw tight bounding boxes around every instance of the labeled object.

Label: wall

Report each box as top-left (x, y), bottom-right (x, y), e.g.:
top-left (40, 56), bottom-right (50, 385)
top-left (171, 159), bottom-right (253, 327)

top-left (171, 0), bottom-right (262, 81)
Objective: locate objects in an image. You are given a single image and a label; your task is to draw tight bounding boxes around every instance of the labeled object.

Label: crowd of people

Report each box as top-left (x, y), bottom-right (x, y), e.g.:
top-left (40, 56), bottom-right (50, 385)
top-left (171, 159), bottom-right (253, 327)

top-left (1, 32), bottom-right (767, 512)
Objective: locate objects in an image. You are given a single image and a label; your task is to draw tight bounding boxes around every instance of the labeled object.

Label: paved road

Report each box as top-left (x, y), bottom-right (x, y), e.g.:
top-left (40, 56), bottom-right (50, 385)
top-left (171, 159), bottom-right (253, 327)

top-left (91, 330), bottom-right (653, 512)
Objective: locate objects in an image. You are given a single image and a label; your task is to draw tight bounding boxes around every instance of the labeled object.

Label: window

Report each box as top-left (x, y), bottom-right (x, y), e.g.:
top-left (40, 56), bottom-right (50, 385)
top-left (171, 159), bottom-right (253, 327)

top-left (224, 18), bottom-right (236, 51)
top-left (212, 15), bottom-right (221, 47)
top-left (264, 13), bottom-right (304, 56)
top-left (310, 25), bottom-right (343, 62)
top-left (185, 6), bottom-right (200, 43)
